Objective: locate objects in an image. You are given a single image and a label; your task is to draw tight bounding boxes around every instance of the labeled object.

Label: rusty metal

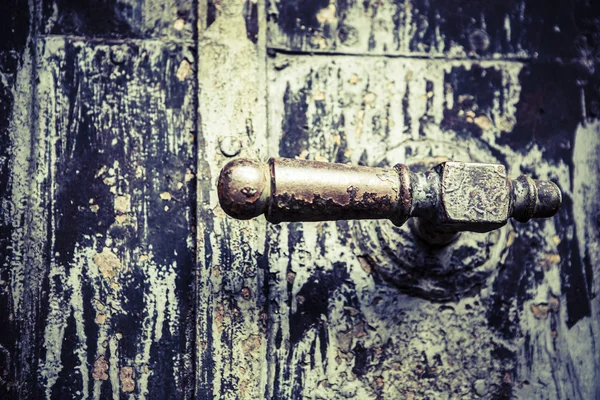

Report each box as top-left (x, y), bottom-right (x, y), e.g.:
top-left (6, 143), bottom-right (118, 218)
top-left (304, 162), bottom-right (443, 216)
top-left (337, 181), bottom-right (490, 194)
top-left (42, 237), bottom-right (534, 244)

top-left (267, 158), bottom-right (408, 224)
top-left (218, 158), bottom-right (562, 243)
top-left (217, 158), bottom-right (270, 220)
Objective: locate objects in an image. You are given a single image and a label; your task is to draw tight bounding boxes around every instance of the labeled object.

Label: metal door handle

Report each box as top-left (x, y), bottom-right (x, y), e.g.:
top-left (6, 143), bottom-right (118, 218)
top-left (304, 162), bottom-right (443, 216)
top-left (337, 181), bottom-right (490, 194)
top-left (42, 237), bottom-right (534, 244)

top-left (217, 158), bottom-right (561, 244)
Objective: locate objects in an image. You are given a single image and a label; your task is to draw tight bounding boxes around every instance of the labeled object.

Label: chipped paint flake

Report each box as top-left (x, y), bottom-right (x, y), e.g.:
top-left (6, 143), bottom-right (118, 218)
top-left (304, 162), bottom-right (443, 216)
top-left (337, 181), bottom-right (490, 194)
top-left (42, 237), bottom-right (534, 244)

top-left (114, 195), bottom-right (131, 213)
top-left (92, 356), bottom-right (109, 381)
top-left (119, 366), bottom-right (135, 393)
top-left (93, 248), bottom-right (122, 281)
top-left (159, 191), bottom-right (172, 201)
top-left (176, 59), bottom-right (191, 81)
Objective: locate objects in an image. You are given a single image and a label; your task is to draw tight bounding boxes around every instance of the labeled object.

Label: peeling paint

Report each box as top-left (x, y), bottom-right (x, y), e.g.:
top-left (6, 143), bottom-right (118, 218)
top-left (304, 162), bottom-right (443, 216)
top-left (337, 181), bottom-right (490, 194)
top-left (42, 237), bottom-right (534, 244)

top-left (119, 366), bottom-right (135, 393)
top-left (93, 249), bottom-right (122, 281)
top-left (92, 356), bottom-right (109, 381)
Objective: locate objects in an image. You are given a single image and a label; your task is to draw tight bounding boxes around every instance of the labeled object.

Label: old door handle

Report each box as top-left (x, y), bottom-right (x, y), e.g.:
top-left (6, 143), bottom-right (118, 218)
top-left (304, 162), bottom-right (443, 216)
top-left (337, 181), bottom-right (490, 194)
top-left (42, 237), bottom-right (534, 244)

top-left (217, 158), bottom-right (561, 244)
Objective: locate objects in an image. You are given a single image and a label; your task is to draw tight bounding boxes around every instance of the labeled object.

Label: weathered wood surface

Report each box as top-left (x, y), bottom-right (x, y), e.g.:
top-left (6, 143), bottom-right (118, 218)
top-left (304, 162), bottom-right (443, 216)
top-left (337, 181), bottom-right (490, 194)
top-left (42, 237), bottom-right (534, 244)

top-left (40, 0), bottom-right (195, 39)
top-left (262, 1), bottom-right (600, 397)
top-left (267, 0), bottom-right (600, 59)
top-left (1, 0), bottom-right (197, 398)
top-left (1, 0), bottom-right (599, 399)
top-left (264, 54), bottom-right (600, 399)
top-left (196, 0), bottom-right (269, 398)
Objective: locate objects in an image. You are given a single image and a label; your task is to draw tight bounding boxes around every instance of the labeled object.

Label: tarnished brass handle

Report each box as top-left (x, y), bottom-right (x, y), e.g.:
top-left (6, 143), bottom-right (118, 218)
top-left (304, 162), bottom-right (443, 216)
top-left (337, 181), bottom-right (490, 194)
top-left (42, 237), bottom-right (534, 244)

top-left (217, 158), bottom-right (561, 244)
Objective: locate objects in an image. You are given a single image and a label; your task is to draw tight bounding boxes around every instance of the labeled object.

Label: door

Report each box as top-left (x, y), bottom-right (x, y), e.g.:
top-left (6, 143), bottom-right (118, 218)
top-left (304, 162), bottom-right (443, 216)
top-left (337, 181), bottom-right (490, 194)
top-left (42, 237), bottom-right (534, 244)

top-left (1, 0), bottom-right (599, 399)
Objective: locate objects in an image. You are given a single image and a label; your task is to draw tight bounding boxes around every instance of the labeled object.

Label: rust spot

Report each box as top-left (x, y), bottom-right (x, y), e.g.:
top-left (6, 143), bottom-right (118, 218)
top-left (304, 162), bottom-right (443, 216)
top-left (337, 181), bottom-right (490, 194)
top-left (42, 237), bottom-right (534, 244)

top-left (498, 116), bottom-right (516, 132)
top-left (506, 230), bottom-right (517, 247)
top-left (548, 294), bottom-right (560, 312)
top-left (241, 287), bottom-right (251, 299)
top-left (95, 313), bottom-right (107, 324)
top-left (173, 18), bottom-right (185, 31)
top-left (215, 303), bottom-right (224, 324)
top-left (185, 168), bottom-right (194, 182)
top-left (336, 329), bottom-right (353, 353)
top-left (239, 380), bottom-right (248, 397)
top-left (287, 271), bottom-right (296, 284)
top-left (242, 334), bottom-right (262, 354)
top-left (531, 294), bottom-right (560, 319)
top-left (363, 92), bottom-right (377, 106)
top-left (352, 321), bottom-right (367, 338)
top-left (531, 303), bottom-right (549, 319)
top-left (119, 366), bottom-right (135, 393)
top-left (315, 4), bottom-right (337, 24)
top-left (318, 379), bottom-right (330, 389)
top-left (357, 255), bottom-right (375, 274)
top-left (540, 253), bottom-right (561, 270)
top-left (313, 91), bottom-right (325, 101)
top-left (93, 249), bottom-right (121, 281)
top-left (92, 356), bottom-right (109, 381)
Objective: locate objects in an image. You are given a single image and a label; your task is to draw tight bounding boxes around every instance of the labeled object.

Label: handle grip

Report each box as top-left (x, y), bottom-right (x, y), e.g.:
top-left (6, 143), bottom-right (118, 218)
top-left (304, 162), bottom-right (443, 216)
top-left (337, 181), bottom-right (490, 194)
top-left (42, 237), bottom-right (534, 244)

top-left (217, 157), bottom-right (562, 235)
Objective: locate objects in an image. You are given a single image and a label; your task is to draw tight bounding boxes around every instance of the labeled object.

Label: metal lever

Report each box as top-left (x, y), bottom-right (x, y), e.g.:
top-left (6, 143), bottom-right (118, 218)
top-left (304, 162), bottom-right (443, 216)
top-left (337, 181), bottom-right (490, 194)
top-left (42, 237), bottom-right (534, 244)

top-left (217, 158), bottom-right (561, 244)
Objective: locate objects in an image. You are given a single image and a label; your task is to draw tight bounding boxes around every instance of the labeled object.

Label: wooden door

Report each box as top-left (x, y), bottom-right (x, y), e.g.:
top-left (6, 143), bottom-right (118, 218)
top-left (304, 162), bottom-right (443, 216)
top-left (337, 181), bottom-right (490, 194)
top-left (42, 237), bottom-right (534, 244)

top-left (1, 0), bottom-right (599, 399)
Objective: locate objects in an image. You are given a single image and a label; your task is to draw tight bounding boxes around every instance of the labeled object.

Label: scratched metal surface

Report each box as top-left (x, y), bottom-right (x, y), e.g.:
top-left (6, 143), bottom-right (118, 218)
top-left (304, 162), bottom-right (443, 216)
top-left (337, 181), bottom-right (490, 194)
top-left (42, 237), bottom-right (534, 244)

top-left (1, 0), bottom-right (600, 399)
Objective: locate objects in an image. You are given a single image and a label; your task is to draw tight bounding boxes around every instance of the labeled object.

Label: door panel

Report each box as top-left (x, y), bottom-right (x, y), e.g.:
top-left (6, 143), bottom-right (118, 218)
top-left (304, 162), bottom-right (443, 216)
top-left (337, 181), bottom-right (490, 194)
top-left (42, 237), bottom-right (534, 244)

top-left (263, 53), bottom-right (599, 398)
top-left (1, 7), bottom-right (197, 398)
top-left (34, 39), bottom-right (196, 398)
top-left (267, 0), bottom-right (600, 59)
top-left (196, 2), bottom-right (269, 399)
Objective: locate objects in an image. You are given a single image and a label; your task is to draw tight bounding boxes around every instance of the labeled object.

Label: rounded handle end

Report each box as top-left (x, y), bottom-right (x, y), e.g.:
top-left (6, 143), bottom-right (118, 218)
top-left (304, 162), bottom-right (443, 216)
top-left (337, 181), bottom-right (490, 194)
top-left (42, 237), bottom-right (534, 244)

top-left (217, 159), bottom-right (269, 220)
top-left (533, 180), bottom-right (562, 218)
top-left (512, 176), bottom-right (562, 222)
